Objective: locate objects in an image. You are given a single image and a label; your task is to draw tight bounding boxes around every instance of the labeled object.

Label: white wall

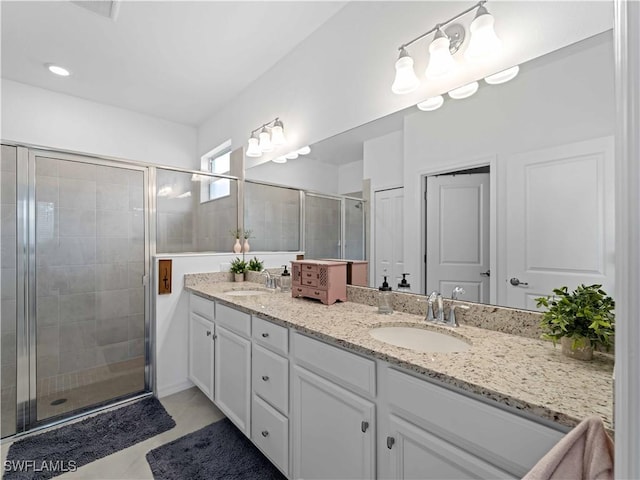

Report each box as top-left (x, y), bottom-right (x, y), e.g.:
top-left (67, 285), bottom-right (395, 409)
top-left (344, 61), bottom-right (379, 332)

top-left (363, 130), bottom-right (403, 191)
top-left (402, 33), bottom-right (615, 295)
top-left (2, 80), bottom-right (197, 169)
top-left (245, 156), bottom-right (339, 193)
top-left (154, 252), bottom-right (300, 397)
top-left (197, 1), bottom-right (612, 162)
top-left (338, 160), bottom-right (363, 195)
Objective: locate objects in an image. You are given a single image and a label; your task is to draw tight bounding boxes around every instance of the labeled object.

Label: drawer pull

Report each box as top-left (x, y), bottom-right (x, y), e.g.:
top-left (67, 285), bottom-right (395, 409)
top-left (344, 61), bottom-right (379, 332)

top-left (261, 332), bottom-right (269, 338)
top-left (206, 330), bottom-right (211, 336)
top-left (261, 375), bottom-right (269, 382)
top-left (314, 291), bottom-right (320, 295)
top-left (361, 421), bottom-right (369, 433)
top-left (261, 430), bottom-right (269, 437)
top-left (386, 436), bottom-right (395, 449)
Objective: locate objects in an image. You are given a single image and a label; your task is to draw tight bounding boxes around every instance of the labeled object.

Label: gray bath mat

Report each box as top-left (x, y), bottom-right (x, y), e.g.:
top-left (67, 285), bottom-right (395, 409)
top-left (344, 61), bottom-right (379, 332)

top-left (146, 418), bottom-right (285, 480)
top-left (4, 397), bottom-right (175, 480)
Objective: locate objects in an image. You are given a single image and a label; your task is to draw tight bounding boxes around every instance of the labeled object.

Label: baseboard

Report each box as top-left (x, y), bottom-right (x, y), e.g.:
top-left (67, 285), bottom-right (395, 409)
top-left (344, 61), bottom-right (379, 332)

top-left (157, 379), bottom-right (194, 398)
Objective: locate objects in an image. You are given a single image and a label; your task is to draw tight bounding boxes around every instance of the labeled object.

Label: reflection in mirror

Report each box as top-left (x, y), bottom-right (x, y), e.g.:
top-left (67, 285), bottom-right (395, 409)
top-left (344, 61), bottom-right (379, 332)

top-left (304, 194), bottom-right (342, 259)
top-left (244, 181), bottom-right (300, 252)
top-left (156, 168), bottom-right (238, 253)
top-left (245, 31), bottom-right (614, 311)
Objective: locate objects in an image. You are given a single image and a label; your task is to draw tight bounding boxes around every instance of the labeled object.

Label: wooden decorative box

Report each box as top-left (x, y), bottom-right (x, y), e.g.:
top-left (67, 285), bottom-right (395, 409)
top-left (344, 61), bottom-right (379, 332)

top-left (291, 260), bottom-right (347, 305)
top-left (321, 259), bottom-right (368, 287)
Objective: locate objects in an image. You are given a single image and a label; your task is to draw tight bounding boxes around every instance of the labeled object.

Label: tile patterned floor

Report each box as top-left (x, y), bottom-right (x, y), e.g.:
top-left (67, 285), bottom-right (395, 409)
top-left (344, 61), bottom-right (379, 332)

top-left (1, 387), bottom-right (224, 479)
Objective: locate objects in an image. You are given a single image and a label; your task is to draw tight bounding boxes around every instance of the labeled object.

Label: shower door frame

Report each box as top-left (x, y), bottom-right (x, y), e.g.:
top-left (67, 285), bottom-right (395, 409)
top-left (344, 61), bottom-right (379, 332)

top-left (13, 146), bottom-right (154, 434)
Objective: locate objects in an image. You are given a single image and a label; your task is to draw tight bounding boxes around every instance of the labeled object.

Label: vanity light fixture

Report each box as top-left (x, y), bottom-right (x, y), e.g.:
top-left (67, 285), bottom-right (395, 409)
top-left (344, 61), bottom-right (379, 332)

top-left (297, 145), bottom-right (311, 155)
top-left (484, 65), bottom-right (519, 84)
top-left (272, 156), bottom-right (287, 164)
top-left (416, 95), bottom-right (445, 111)
top-left (448, 81), bottom-right (479, 99)
top-left (391, 1), bottom-right (502, 94)
top-left (246, 117), bottom-right (287, 158)
top-left (46, 63), bottom-right (71, 77)
top-left (285, 151), bottom-right (299, 160)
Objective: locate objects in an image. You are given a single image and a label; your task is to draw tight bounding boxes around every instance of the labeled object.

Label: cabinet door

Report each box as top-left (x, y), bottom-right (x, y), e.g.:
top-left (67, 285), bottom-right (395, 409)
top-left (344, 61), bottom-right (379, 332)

top-left (292, 365), bottom-right (375, 479)
top-left (214, 325), bottom-right (251, 435)
top-left (188, 312), bottom-right (214, 400)
top-left (385, 414), bottom-right (513, 480)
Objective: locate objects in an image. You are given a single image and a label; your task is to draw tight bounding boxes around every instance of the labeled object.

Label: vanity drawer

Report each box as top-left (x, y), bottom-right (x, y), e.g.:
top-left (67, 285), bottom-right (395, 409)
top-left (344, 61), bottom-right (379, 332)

top-left (293, 286), bottom-right (327, 303)
top-left (302, 276), bottom-right (319, 287)
top-left (301, 263), bottom-right (319, 274)
top-left (190, 293), bottom-right (214, 321)
top-left (215, 303), bottom-right (251, 338)
top-left (252, 317), bottom-right (288, 355)
top-left (386, 368), bottom-right (563, 477)
top-left (252, 343), bottom-right (289, 414)
top-left (252, 394), bottom-right (289, 476)
top-left (292, 332), bottom-right (376, 398)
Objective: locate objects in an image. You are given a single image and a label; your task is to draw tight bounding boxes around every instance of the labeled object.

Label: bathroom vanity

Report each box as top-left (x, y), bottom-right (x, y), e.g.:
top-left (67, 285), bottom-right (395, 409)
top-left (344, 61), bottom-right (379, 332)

top-left (185, 279), bottom-right (613, 479)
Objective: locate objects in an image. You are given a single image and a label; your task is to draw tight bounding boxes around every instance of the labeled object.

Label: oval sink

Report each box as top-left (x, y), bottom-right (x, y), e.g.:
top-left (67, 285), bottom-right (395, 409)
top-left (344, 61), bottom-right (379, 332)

top-left (224, 289), bottom-right (269, 297)
top-left (369, 326), bottom-right (470, 353)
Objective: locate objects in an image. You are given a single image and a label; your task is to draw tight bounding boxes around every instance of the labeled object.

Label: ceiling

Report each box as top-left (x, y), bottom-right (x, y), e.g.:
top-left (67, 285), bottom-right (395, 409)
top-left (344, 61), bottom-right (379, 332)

top-left (1, 1), bottom-right (346, 126)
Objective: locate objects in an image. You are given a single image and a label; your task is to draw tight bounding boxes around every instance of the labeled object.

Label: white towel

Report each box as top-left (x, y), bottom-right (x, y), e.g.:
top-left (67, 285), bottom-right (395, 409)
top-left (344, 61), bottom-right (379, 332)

top-left (523, 416), bottom-right (614, 480)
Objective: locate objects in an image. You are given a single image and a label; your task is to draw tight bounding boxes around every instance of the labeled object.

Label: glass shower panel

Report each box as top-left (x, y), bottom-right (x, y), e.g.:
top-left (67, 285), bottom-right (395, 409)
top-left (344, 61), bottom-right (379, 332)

top-left (1, 145), bottom-right (17, 437)
top-left (156, 169), bottom-right (238, 253)
top-left (244, 181), bottom-right (300, 251)
top-left (34, 157), bottom-right (146, 422)
top-left (304, 194), bottom-right (341, 259)
top-left (345, 199), bottom-right (365, 260)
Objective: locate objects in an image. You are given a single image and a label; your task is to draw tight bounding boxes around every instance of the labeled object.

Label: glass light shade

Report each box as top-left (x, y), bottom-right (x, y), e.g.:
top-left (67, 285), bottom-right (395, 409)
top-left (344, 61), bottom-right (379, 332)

top-left (259, 128), bottom-right (274, 152)
top-left (391, 53), bottom-right (419, 95)
top-left (465, 9), bottom-right (502, 60)
top-left (272, 156), bottom-right (287, 164)
top-left (285, 151), bottom-right (299, 160)
top-left (297, 145), bottom-right (311, 155)
top-left (246, 136), bottom-right (262, 157)
top-left (425, 34), bottom-right (455, 78)
top-left (271, 122), bottom-right (286, 146)
top-left (47, 64), bottom-right (71, 76)
top-left (416, 95), bottom-right (444, 111)
top-left (484, 65), bottom-right (519, 85)
top-left (448, 81), bottom-right (479, 99)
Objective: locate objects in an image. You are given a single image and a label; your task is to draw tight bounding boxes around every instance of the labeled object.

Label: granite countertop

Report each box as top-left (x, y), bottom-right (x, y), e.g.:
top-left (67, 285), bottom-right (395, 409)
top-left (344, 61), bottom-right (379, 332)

top-left (185, 280), bottom-right (614, 432)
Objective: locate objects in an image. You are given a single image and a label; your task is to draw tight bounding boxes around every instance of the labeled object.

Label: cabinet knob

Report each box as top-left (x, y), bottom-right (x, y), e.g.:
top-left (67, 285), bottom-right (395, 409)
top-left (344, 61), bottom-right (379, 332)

top-left (261, 430), bottom-right (269, 437)
top-left (361, 421), bottom-right (369, 433)
top-left (261, 332), bottom-right (269, 338)
top-left (261, 375), bottom-right (269, 382)
top-left (206, 330), bottom-right (211, 336)
top-left (386, 436), bottom-right (395, 449)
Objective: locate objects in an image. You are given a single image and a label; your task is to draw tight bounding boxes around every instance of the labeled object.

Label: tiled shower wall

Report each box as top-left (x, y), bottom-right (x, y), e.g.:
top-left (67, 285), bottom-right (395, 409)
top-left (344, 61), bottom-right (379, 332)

top-left (34, 157), bottom-right (145, 387)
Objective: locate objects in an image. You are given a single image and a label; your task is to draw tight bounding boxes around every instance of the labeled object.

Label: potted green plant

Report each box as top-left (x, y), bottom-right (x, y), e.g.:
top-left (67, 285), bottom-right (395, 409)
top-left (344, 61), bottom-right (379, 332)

top-left (229, 257), bottom-right (248, 282)
top-left (247, 256), bottom-right (264, 272)
top-left (242, 228), bottom-right (253, 253)
top-left (535, 284), bottom-right (615, 361)
top-left (230, 228), bottom-right (242, 253)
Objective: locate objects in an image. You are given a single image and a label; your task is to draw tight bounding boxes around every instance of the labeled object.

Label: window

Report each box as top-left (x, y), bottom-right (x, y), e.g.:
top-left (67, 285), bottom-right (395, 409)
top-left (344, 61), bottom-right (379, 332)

top-left (201, 140), bottom-right (231, 202)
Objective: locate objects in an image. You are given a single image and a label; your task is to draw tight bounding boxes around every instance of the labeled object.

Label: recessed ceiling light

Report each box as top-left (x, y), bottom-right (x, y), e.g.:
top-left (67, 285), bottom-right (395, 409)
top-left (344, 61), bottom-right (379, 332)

top-left (46, 64), bottom-right (71, 77)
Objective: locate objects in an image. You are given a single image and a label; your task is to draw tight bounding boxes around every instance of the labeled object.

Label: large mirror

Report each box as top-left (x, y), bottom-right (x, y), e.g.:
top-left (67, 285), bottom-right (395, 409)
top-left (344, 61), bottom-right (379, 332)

top-left (245, 31), bottom-right (615, 311)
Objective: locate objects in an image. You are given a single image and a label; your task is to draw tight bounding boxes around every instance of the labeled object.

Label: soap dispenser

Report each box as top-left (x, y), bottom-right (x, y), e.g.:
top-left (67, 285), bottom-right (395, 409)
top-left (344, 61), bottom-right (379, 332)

top-left (280, 264), bottom-right (291, 293)
top-left (378, 276), bottom-right (393, 314)
top-left (397, 273), bottom-right (411, 292)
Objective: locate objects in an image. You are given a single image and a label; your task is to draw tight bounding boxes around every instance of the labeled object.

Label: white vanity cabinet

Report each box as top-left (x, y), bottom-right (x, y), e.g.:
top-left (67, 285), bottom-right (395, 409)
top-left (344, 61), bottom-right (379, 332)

top-left (291, 332), bottom-right (376, 480)
top-left (188, 295), bottom-right (215, 400)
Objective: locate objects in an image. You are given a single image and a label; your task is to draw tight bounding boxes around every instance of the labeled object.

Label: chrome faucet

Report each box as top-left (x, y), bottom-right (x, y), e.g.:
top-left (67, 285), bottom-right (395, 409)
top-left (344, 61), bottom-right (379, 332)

top-left (426, 291), bottom-right (444, 323)
top-left (445, 286), bottom-right (469, 327)
top-left (261, 269), bottom-right (277, 289)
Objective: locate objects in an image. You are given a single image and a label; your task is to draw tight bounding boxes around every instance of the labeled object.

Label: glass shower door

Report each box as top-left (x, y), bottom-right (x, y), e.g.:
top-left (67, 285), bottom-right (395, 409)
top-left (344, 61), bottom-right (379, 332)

top-left (32, 155), bottom-right (148, 423)
top-left (304, 194), bottom-right (341, 259)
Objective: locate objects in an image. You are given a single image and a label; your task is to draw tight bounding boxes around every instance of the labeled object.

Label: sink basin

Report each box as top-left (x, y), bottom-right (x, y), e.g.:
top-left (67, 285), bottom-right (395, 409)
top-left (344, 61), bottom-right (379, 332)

top-left (369, 326), bottom-right (470, 353)
top-left (224, 289), bottom-right (269, 297)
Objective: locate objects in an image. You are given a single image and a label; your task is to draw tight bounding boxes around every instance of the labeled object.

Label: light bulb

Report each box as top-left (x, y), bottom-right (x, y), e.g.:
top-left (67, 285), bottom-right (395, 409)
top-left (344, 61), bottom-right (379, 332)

top-left (246, 135), bottom-right (262, 157)
top-left (297, 146), bottom-right (311, 155)
top-left (285, 151), bottom-right (299, 160)
top-left (425, 29), bottom-right (455, 78)
top-left (272, 156), bottom-right (287, 164)
top-left (465, 6), bottom-right (502, 60)
top-left (271, 119), bottom-right (286, 146)
top-left (391, 48), bottom-right (419, 95)
top-left (484, 65), bottom-right (519, 85)
top-left (416, 95), bottom-right (444, 111)
top-left (259, 127), bottom-right (273, 152)
top-left (448, 81), bottom-right (479, 99)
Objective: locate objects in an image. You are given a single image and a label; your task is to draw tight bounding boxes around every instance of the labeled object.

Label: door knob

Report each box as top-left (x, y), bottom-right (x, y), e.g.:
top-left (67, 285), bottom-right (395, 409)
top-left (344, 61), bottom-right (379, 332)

top-left (509, 277), bottom-right (529, 286)
top-left (261, 430), bottom-right (269, 437)
top-left (361, 421), bottom-right (369, 433)
top-left (386, 436), bottom-right (395, 449)
top-left (261, 375), bottom-right (269, 381)
top-left (480, 270), bottom-right (490, 277)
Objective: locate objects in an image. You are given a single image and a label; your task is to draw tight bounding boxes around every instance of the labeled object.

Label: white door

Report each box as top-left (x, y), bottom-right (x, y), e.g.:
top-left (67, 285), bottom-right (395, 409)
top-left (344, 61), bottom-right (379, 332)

top-left (504, 136), bottom-right (615, 309)
top-left (385, 414), bottom-right (513, 479)
top-left (214, 325), bottom-right (251, 435)
top-left (188, 313), bottom-right (214, 399)
top-left (374, 188), bottom-right (404, 290)
top-left (426, 174), bottom-right (490, 302)
top-left (292, 365), bottom-right (375, 480)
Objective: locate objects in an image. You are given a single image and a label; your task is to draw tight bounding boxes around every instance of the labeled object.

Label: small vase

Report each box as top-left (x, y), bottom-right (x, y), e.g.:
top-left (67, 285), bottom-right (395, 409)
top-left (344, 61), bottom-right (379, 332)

top-left (561, 336), bottom-right (593, 361)
top-left (233, 238), bottom-right (242, 253)
top-left (243, 239), bottom-right (250, 253)
top-left (234, 272), bottom-right (245, 282)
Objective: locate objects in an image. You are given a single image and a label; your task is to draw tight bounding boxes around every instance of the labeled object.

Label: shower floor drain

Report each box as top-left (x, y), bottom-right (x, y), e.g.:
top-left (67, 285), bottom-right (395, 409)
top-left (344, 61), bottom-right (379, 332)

top-left (50, 398), bottom-right (67, 406)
